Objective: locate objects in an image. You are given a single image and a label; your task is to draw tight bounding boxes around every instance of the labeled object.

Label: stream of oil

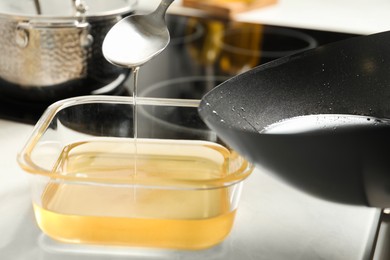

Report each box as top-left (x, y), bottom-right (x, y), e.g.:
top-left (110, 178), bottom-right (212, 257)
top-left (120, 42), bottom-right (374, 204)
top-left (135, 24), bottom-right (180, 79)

top-left (132, 67), bottom-right (139, 178)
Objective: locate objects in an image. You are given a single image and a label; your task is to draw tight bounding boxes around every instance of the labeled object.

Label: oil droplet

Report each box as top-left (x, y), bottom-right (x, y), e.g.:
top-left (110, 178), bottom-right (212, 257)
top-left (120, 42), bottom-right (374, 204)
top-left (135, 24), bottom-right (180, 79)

top-left (240, 107), bottom-right (246, 112)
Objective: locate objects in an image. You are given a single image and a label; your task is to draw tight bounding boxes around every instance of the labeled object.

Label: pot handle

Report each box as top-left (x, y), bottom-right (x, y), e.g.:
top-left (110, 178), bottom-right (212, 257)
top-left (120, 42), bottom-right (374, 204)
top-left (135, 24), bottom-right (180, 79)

top-left (15, 20), bottom-right (94, 48)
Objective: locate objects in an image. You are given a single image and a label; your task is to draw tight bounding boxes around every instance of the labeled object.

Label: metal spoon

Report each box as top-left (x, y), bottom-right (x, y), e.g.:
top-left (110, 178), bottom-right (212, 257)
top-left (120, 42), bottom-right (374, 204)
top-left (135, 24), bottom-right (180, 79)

top-left (102, 0), bottom-right (175, 67)
top-left (34, 0), bottom-right (42, 14)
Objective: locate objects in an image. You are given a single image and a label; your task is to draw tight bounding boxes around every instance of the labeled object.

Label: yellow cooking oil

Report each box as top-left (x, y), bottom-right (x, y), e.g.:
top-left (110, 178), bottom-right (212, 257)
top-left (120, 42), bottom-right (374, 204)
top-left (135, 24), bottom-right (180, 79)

top-left (33, 139), bottom-right (246, 249)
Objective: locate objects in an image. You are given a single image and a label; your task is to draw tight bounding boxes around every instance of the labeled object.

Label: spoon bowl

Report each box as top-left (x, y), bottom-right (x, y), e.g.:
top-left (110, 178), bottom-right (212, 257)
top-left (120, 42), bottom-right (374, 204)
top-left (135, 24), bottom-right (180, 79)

top-left (103, 0), bottom-right (174, 67)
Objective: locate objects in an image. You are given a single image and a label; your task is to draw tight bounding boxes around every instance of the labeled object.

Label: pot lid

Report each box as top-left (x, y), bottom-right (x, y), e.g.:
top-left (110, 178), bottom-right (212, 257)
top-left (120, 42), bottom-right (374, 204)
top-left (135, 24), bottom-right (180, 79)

top-left (0, 0), bottom-right (137, 18)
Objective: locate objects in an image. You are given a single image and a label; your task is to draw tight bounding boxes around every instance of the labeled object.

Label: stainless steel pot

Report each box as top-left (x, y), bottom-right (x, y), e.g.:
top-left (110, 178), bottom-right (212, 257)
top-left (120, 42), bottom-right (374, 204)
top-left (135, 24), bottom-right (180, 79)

top-left (0, 0), bottom-right (137, 101)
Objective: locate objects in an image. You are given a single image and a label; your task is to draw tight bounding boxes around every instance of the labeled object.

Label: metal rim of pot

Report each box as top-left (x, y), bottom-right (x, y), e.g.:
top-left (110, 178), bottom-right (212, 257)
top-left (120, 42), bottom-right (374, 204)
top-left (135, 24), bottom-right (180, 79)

top-left (0, 0), bottom-right (138, 48)
top-left (0, 0), bottom-right (137, 20)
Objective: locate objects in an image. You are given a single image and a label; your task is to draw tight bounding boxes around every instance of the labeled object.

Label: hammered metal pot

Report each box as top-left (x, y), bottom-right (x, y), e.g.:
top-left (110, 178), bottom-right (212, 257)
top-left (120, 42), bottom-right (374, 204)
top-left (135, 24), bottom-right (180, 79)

top-left (0, 0), bottom-right (137, 101)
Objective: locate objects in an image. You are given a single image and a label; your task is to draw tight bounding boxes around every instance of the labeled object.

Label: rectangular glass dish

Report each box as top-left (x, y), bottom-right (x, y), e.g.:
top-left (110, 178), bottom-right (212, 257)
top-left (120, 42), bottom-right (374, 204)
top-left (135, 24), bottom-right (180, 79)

top-left (17, 95), bottom-right (253, 250)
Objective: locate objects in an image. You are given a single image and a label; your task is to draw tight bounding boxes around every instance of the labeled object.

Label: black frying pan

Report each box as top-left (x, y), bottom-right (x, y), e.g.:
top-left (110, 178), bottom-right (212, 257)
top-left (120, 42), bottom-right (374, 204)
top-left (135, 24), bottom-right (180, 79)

top-left (199, 30), bottom-right (390, 208)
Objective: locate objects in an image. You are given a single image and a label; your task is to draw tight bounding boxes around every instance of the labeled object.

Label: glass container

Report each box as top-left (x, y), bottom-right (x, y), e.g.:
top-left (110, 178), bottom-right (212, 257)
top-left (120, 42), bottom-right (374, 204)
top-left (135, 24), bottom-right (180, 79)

top-left (17, 95), bottom-right (253, 250)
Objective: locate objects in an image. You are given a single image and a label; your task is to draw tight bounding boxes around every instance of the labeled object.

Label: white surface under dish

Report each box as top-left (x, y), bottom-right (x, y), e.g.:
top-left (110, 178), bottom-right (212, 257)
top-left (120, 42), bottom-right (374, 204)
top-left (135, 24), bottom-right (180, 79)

top-left (0, 119), bottom-right (381, 259)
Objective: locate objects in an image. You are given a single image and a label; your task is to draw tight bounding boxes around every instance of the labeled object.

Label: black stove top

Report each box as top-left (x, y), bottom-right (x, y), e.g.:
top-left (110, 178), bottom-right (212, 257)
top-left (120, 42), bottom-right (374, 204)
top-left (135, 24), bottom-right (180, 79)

top-left (0, 14), bottom-right (359, 125)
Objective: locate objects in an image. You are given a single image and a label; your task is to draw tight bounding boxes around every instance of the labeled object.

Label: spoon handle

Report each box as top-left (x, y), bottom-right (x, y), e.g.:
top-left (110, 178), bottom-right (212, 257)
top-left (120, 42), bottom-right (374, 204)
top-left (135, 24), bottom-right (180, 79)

top-left (153, 0), bottom-right (175, 19)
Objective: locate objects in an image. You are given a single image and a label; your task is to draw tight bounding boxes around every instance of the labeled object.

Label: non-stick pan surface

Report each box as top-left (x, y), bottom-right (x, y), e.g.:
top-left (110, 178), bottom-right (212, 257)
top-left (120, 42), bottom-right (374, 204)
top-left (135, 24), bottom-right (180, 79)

top-left (199, 30), bottom-right (390, 208)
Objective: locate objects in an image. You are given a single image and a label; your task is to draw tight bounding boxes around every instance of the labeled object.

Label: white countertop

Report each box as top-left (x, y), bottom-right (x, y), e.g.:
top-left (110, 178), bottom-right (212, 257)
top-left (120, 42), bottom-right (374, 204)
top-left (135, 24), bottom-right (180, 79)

top-left (139, 0), bottom-right (390, 35)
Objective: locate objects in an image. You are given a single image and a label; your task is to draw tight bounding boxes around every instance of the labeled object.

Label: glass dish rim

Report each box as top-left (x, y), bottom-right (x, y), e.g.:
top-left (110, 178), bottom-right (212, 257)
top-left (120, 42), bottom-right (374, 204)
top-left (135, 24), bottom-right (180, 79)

top-left (17, 95), bottom-right (254, 190)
